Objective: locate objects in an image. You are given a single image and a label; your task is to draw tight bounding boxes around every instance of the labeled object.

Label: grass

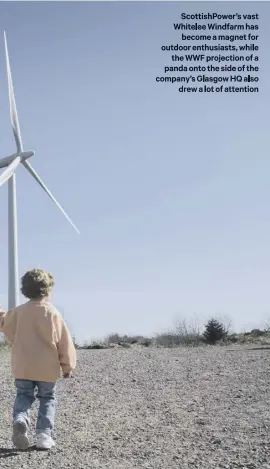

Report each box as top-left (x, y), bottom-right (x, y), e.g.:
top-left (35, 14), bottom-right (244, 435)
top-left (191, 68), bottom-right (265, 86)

top-left (3, 319), bottom-right (270, 352)
top-left (76, 328), bottom-right (270, 350)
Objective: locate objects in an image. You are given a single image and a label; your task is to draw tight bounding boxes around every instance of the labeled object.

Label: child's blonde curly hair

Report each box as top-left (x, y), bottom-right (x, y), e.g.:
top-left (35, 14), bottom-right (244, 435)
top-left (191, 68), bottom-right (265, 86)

top-left (21, 269), bottom-right (55, 300)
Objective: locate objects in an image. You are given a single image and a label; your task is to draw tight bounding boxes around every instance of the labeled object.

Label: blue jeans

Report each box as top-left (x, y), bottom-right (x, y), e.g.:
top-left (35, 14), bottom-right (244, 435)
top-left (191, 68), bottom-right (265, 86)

top-left (13, 380), bottom-right (56, 436)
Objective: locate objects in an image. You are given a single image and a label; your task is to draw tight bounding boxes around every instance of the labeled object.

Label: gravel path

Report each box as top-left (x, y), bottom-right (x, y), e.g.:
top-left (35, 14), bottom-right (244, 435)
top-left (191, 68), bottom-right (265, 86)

top-left (0, 346), bottom-right (269, 468)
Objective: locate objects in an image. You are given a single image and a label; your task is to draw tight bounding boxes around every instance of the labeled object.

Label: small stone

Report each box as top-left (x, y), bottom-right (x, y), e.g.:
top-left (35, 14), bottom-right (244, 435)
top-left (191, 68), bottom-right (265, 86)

top-left (212, 438), bottom-right (222, 445)
top-left (196, 418), bottom-right (206, 425)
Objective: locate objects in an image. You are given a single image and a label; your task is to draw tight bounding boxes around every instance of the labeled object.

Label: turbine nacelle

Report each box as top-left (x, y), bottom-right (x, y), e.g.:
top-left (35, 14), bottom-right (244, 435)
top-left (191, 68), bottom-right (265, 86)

top-left (0, 151), bottom-right (34, 169)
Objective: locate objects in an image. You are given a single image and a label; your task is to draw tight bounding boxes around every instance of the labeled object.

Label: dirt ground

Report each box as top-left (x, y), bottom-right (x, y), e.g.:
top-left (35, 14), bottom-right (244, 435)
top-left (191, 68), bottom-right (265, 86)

top-left (0, 345), bottom-right (269, 469)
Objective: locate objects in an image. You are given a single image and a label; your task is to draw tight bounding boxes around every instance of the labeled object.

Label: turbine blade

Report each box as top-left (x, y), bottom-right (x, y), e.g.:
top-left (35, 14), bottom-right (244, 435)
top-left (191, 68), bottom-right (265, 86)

top-left (23, 160), bottom-right (80, 234)
top-left (4, 31), bottom-right (23, 153)
top-left (0, 156), bottom-right (21, 187)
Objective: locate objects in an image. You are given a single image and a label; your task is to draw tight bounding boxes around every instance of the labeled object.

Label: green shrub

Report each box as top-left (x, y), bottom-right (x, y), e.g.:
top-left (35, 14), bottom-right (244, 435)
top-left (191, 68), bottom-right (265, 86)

top-left (227, 334), bottom-right (239, 343)
top-left (86, 343), bottom-right (108, 350)
top-left (140, 338), bottom-right (152, 347)
top-left (106, 333), bottom-right (146, 345)
top-left (203, 318), bottom-right (227, 345)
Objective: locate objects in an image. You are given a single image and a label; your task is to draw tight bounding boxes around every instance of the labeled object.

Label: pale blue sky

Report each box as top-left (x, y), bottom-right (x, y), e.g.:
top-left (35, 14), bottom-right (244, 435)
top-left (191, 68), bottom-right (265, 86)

top-left (0, 2), bottom-right (269, 343)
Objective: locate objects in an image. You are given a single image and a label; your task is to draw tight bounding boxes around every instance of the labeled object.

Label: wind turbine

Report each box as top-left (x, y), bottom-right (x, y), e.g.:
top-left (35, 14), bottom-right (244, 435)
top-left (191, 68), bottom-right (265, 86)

top-left (1, 32), bottom-right (80, 311)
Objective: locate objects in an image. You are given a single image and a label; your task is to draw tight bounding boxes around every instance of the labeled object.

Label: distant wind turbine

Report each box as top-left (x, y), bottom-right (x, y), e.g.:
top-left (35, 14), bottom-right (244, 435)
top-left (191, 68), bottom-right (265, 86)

top-left (0, 32), bottom-right (80, 311)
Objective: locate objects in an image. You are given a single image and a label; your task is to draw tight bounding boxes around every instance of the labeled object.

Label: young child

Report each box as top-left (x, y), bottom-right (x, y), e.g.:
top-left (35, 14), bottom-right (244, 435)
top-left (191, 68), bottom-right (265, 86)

top-left (0, 268), bottom-right (76, 451)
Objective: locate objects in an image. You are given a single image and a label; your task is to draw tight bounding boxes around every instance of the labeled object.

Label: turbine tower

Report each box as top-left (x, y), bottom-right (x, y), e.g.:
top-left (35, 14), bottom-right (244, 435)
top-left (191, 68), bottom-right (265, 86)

top-left (0, 32), bottom-right (79, 311)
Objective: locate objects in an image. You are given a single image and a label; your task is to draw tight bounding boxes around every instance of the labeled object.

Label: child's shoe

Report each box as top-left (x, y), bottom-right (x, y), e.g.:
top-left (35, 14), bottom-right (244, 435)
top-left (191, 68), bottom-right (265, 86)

top-left (12, 419), bottom-right (29, 450)
top-left (36, 433), bottom-right (55, 450)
